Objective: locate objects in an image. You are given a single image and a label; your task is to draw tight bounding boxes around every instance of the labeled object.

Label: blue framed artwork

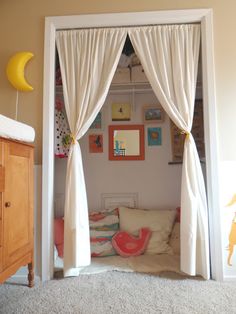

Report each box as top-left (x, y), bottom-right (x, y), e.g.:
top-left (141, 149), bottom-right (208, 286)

top-left (147, 127), bottom-right (162, 146)
top-left (90, 112), bottom-right (102, 129)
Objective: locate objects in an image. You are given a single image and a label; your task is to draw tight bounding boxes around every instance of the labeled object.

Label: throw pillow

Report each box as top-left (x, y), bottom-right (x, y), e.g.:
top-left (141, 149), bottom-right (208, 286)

top-left (112, 228), bottom-right (151, 257)
top-left (89, 208), bottom-right (119, 257)
top-left (169, 222), bottom-right (180, 255)
top-left (54, 217), bottom-right (64, 258)
top-left (119, 207), bottom-right (176, 255)
top-left (176, 207), bottom-right (181, 222)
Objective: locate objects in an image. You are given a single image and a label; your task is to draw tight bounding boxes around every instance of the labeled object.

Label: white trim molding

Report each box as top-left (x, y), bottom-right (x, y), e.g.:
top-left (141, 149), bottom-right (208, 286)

top-left (42, 9), bottom-right (222, 281)
top-left (200, 12), bottom-right (223, 281)
top-left (101, 193), bottom-right (139, 210)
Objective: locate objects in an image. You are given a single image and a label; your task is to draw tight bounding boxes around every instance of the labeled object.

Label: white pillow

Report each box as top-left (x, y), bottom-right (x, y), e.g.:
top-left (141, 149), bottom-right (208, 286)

top-left (119, 207), bottom-right (176, 255)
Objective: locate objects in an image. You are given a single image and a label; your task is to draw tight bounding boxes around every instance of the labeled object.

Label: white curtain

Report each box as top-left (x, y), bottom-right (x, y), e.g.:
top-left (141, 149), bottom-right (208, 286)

top-left (56, 28), bottom-right (127, 276)
top-left (129, 25), bottom-right (210, 279)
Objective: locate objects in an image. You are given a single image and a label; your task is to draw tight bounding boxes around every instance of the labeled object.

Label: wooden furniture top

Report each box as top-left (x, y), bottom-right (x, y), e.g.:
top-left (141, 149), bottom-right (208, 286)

top-left (0, 136), bottom-right (34, 148)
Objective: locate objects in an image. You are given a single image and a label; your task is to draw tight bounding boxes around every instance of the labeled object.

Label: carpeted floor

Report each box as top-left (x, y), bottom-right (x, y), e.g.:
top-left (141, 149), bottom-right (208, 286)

top-left (1, 271), bottom-right (236, 314)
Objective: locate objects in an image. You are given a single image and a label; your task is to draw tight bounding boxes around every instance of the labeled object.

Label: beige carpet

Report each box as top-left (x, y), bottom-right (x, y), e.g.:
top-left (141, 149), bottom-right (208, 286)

top-left (1, 271), bottom-right (236, 314)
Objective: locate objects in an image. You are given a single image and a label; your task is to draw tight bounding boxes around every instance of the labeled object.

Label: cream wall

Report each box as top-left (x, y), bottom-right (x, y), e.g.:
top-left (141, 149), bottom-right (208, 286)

top-left (0, 0), bottom-right (236, 163)
top-left (1, 0), bottom-right (236, 279)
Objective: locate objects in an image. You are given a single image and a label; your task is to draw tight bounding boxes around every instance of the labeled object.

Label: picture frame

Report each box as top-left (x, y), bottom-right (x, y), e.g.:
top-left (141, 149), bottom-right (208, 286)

top-left (169, 100), bottom-right (205, 162)
top-left (147, 127), bottom-right (162, 146)
top-left (143, 105), bottom-right (164, 123)
top-left (109, 124), bottom-right (145, 160)
top-left (89, 134), bottom-right (103, 153)
top-left (89, 112), bottom-right (102, 130)
top-left (112, 103), bottom-right (131, 121)
top-left (169, 121), bottom-right (185, 161)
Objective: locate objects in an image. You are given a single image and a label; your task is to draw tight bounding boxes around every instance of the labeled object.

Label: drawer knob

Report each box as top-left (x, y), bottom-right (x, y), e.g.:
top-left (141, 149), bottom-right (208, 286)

top-left (5, 202), bottom-right (11, 208)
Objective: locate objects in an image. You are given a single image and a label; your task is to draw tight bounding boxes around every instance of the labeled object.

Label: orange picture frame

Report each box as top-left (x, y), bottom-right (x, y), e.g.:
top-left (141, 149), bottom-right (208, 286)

top-left (109, 125), bottom-right (145, 161)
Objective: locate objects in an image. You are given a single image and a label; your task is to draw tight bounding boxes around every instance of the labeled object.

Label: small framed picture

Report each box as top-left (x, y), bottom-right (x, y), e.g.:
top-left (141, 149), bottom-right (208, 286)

top-left (143, 105), bottom-right (164, 123)
top-left (147, 127), bottom-right (162, 146)
top-left (89, 112), bottom-right (102, 130)
top-left (112, 103), bottom-right (131, 121)
top-left (89, 134), bottom-right (103, 153)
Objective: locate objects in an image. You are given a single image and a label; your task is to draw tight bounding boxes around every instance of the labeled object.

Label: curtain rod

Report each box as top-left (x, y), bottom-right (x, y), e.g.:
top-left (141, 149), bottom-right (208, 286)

top-left (56, 22), bottom-right (200, 32)
top-left (108, 88), bottom-right (154, 95)
top-left (56, 85), bottom-right (155, 95)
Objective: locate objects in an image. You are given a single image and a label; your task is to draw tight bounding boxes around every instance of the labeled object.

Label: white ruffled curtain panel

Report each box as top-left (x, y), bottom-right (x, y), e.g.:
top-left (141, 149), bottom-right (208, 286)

top-left (56, 28), bottom-right (127, 276)
top-left (128, 25), bottom-right (210, 279)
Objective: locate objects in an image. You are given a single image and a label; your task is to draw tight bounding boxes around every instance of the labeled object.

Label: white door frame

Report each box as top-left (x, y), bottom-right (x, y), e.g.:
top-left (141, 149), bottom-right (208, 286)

top-left (42, 9), bottom-right (223, 281)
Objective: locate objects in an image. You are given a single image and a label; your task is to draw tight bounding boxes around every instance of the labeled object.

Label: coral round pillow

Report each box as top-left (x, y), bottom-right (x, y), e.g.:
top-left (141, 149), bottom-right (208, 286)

top-left (112, 228), bottom-right (151, 257)
top-left (54, 217), bottom-right (64, 258)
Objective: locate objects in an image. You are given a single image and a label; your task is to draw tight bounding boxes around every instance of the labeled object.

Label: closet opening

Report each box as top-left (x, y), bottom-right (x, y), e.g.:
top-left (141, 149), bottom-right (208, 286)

top-left (42, 10), bottom-right (222, 282)
top-left (53, 33), bottom-right (206, 278)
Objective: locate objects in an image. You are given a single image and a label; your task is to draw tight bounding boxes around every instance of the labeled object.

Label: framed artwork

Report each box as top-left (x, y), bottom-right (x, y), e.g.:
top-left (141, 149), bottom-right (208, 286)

top-left (169, 121), bottom-right (185, 162)
top-left (109, 125), bottom-right (145, 160)
top-left (147, 127), bottom-right (162, 146)
top-left (192, 100), bottom-right (205, 159)
top-left (89, 134), bottom-right (103, 153)
top-left (143, 105), bottom-right (164, 123)
top-left (170, 99), bottom-right (205, 162)
top-left (112, 103), bottom-right (131, 121)
top-left (89, 112), bottom-right (102, 130)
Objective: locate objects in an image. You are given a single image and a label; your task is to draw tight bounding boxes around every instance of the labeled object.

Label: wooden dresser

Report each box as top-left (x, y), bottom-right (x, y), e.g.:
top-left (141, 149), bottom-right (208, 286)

top-left (0, 137), bottom-right (34, 287)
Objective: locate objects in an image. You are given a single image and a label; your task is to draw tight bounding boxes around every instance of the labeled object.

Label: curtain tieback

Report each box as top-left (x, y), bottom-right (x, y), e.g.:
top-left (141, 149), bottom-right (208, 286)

top-left (181, 130), bottom-right (190, 139)
top-left (70, 133), bottom-right (77, 145)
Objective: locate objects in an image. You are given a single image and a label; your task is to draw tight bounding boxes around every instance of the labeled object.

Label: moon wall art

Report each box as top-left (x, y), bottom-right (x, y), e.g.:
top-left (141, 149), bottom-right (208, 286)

top-left (6, 51), bottom-right (34, 91)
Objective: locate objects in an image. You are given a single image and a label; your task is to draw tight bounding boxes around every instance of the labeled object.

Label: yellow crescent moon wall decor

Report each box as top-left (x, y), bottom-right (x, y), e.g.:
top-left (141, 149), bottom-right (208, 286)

top-left (6, 52), bottom-right (34, 92)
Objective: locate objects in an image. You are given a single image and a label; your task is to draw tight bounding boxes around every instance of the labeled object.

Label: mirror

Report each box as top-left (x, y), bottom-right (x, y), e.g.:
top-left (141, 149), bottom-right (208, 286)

top-left (109, 125), bottom-right (145, 160)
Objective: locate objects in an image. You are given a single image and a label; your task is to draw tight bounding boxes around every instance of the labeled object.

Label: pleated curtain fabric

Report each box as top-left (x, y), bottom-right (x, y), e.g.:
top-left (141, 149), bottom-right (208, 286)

top-left (56, 28), bottom-right (127, 276)
top-left (129, 25), bottom-right (210, 279)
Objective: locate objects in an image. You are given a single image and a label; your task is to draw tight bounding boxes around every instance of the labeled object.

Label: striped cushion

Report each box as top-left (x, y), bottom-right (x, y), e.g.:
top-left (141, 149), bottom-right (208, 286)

top-left (89, 208), bottom-right (119, 257)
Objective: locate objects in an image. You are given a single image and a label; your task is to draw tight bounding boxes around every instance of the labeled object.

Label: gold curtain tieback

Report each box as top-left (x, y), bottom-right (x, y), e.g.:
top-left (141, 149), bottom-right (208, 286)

top-left (180, 130), bottom-right (190, 139)
top-left (70, 133), bottom-right (77, 145)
